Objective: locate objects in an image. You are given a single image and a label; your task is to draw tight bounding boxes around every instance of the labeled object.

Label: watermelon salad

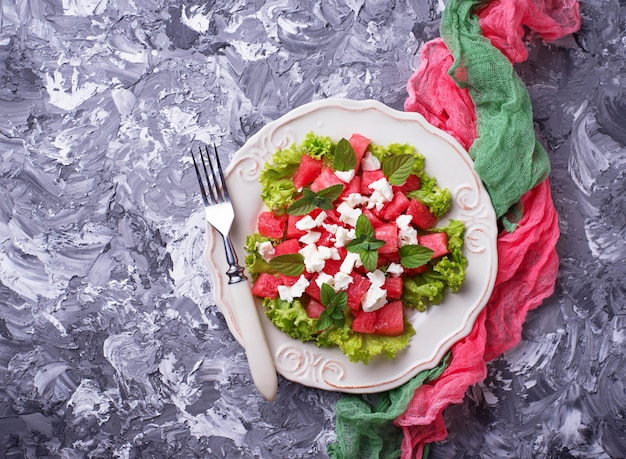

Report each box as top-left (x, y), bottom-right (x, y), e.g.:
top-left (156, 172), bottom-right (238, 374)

top-left (244, 132), bottom-right (467, 364)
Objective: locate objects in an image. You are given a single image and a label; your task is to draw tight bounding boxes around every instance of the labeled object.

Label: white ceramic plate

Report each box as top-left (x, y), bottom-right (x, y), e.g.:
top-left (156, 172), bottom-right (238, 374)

top-left (204, 98), bottom-right (497, 393)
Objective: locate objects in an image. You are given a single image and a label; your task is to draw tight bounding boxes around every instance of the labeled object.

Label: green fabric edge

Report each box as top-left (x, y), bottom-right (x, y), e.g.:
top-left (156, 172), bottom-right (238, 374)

top-left (441, 0), bottom-right (551, 220)
top-left (327, 353), bottom-right (450, 459)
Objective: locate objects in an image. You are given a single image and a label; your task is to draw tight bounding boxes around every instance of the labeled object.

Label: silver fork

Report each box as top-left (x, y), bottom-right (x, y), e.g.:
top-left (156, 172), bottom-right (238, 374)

top-left (192, 144), bottom-right (278, 401)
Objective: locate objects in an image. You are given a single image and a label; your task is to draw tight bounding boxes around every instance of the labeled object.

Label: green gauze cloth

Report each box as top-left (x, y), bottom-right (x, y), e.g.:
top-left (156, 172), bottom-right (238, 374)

top-left (441, 0), bottom-right (551, 221)
top-left (327, 354), bottom-right (449, 459)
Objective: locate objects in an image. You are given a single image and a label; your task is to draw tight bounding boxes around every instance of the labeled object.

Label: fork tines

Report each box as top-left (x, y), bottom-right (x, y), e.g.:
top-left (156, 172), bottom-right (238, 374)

top-left (191, 144), bottom-right (230, 206)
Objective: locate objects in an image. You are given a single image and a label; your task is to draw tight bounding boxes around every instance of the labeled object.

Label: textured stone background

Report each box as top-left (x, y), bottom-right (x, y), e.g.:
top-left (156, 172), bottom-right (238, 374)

top-left (0, 1), bottom-right (624, 457)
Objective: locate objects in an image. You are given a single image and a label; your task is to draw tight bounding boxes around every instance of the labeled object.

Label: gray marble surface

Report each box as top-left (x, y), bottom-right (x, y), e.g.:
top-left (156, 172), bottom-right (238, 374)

top-left (1, 1), bottom-right (624, 458)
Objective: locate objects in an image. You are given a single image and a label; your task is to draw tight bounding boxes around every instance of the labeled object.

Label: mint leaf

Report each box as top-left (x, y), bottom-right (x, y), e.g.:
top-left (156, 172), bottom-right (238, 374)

top-left (346, 214), bottom-right (386, 272)
top-left (360, 249), bottom-right (379, 272)
top-left (317, 184), bottom-right (344, 201)
top-left (354, 214), bottom-right (375, 238)
top-left (399, 245), bottom-right (434, 268)
top-left (287, 197), bottom-right (317, 215)
top-left (287, 185), bottom-right (344, 215)
top-left (269, 253), bottom-right (305, 276)
top-left (383, 154), bottom-right (415, 185)
top-left (316, 312), bottom-right (334, 330)
top-left (344, 236), bottom-right (369, 253)
top-left (320, 282), bottom-right (335, 307)
top-left (366, 239), bottom-right (386, 250)
top-left (317, 284), bottom-right (347, 330)
top-left (333, 138), bottom-right (356, 171)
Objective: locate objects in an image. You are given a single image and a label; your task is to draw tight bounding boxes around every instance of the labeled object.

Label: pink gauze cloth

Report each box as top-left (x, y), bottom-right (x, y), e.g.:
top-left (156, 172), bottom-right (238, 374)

top-left (399, 0), bottom-right (580, 457)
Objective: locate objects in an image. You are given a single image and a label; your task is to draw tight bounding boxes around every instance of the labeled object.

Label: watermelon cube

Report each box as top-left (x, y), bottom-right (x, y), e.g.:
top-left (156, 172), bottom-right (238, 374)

top-left (324, 209), bottom-right (343, 226)
top-left (251, 273), bottom-right (281, 299)
top-left (352, 301), bottom-right (405, 336)
top-left (305, 275), bottom-right (322, 302)
top-left (280, 274), bottom-right (300, 286)
top-left (310, 167), bottom-right (344, 193)
top-left (374, 223), bottom-right (398, 255)
top-left (293, 154), bottom-right (323, 190)
top-left (373, 301), bottom-right (405, 336)
top-left (360, 170), bottom-right (385, 195)
top-left (378, 251), bottom-right (400, 265)
top-left (286, 215), bottom-right (307, 239)
top-left (340, 175), bottom-right (362, 199)
top-left (419, 232), bottom-right (450, 258)
top-left (351, 309), bottom-right (377, 334)
top-left (349, 133), bottom-right (370, 170)
top-left (323, 258), bottom-right (343, 276)
top-left (305, 299), bottom-right (326, 319)
top-left (406, 198), bottom-right (437, 230)
top-left (346, 273), bottom-right (371, 312)
top-left (257, 211), bottom-right (287, 239)
top-left (381, 192), bottom-right (410, 221)
top-left (383, 276), bottom-right (403, 299)
top-left (274, 238), bottom-right (301, 256)
top-left (362, 208), bottom-right (385, 229)
top-left (404, 264), bottom-right (428, 276)
top-left (393, 174), bottom-right (421, 193)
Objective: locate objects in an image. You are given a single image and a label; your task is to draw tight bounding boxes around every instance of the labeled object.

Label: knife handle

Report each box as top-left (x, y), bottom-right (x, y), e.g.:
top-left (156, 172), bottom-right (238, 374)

top-left (229, 280), bottom-right (278, 401)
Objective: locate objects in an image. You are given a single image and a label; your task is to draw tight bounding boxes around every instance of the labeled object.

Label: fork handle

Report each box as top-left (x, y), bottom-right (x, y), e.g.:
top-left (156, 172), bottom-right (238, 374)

top-left (229, 279), bottom-right (278, 401)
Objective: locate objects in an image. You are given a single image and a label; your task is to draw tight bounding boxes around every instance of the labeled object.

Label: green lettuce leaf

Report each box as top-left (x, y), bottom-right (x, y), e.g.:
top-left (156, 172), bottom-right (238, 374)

top-left (263, 298), bottom-right (319, 342)
top-left (260, 178), bottom-right (296, 212)
top-left (321, 321), bottom-right (416, 364)
top-left (244, 233), bottom-right (274, 280)
top-left (301, 132), bottom-right (334, 160)
top-left (402, 274), bottom-right (446, 311)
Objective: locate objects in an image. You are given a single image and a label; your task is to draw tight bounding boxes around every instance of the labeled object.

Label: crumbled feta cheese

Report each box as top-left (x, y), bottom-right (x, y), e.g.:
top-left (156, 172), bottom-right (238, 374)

top-left (299, 243), bottom-right (338, 273)
top-left (344, 192), bottom-right (369, 208)
top-left (295, 211), bottom-right (327, 231)
top-left (361, 284), bottom-right (387, 312)
top-left (333, 272), bottom-right (353, 291)
top-left (299, 231), bottom-right (321, 245)
top-left (314, 211), bottom-right (328, 226)
top-left (322, 223), bottom-right (339, 234)
top-left (256, 241), bottom-right (275, 262)
top-left (386, 262), bottom-right (404, 277)
top-left (335, 169), bottom-right (355, 183)
top-left (396, 214), bottom-right (413, 230)
top-left (366, 269), bottom-right (387, 287)
top-left (317, 245), bottom-right (332, 260)
top-left (277, 275), bottom-right (310, 302)
top-left (315, 272), bottom-right (333, 288)
top-left (398, 225), bottom-right (418, 247)
top-left (337, 201), bottom-right (362, 227)
top-left (299, 245), bottom-right (326, 273)
top-left (367, 178), bottom-right (394, 211)
top-left (334, 226), bottom-right (355, 247)
top-left (340, 251), bottom-right (362, 274)
top-left (295, 215), bottom-right (317, 231)
top-left (361, 151), bottom-right (381, 171)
